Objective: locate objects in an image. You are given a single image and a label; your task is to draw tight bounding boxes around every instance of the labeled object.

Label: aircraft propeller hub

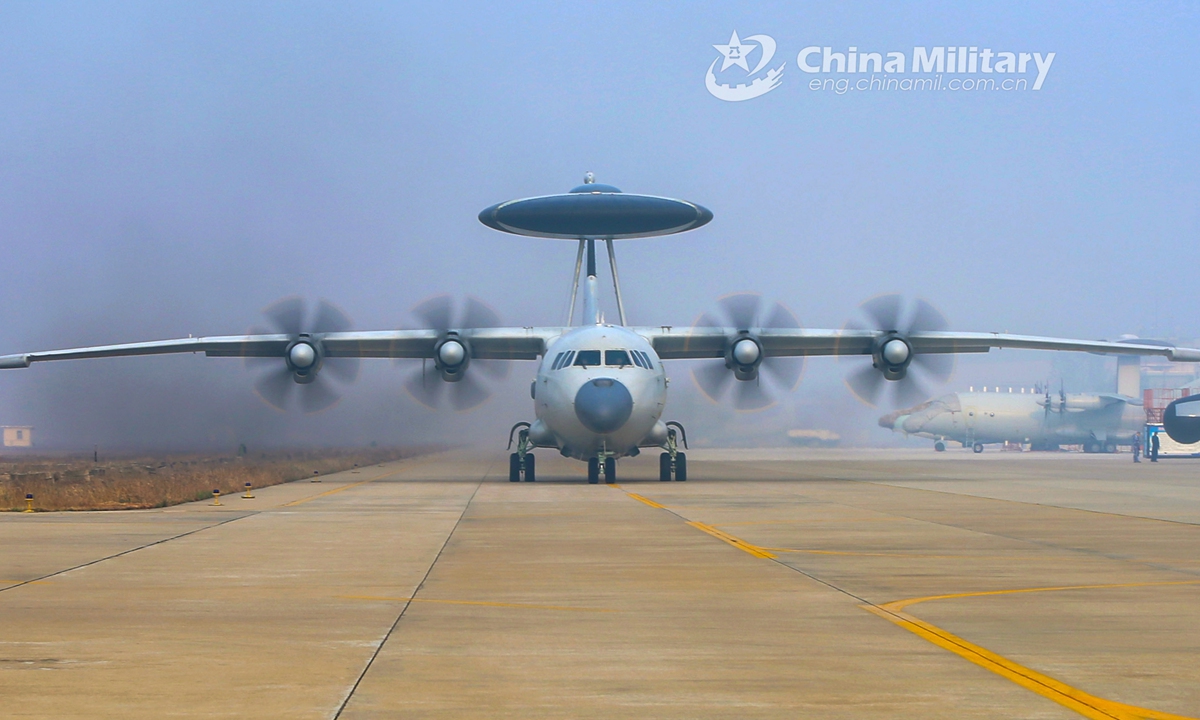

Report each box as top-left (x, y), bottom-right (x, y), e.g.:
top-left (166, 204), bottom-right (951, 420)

top-left (732, 337), bottom-right (761, 366)
top-left (437, 339), bottom-right (466, 368)
top-left (289, 342), bottom-right (317, 369)
top-left (882, 338), bottom-right (910, 366)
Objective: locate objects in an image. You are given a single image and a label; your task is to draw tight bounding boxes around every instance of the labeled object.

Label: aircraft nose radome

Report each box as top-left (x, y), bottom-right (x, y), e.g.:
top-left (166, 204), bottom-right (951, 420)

top-left (574, 378), bottom-right (633, 434)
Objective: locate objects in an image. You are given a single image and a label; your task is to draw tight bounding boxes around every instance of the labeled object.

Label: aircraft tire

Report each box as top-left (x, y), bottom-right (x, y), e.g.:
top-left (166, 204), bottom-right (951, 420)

top-left (660, 452), bottom-right (672, 481)
top-left (675, 452), bottom-right (688, 481)
top-left (588, 457), bottom-right (600, 484)
top-left (509, 453), bottom-right (521, 482)
top-left (524, 453), bottom-right (536, 482)
top-left (934, 441), bottom-right (946, 452)
top-left (972, 443), bottom-right (984, 454)
top-left (604, 457), bottom-right (616, 484)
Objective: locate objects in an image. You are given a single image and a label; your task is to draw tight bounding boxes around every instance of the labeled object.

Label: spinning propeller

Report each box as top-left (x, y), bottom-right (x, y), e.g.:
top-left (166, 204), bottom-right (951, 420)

top-left (840, 294), bottom-right (954, 407)
top-left (689, 293), bottom-right (804, 411)
top-left (402, 295), bottom-right (510, 411)
top-left (247, 296), bottom-right (360, 413)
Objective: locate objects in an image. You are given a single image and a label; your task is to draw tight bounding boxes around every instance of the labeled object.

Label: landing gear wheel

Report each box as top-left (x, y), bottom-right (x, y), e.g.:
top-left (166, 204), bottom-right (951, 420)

top-left (604, 457), bottom-right (616, 484)
top-left (675, 452), bottom-right (687, 481)
top-left (972, 443), bottom-right (984, 454)
top-left (509, 453), bottom-right (521, 482)
top-left (587, 457), bottom-right (600, 484)
top-left (1104, 442), bottom-right (1116, 454)
top-left (524, 453), bottom-right (536, 482)
top-left (1084, 441), bottom-right (1099, 454)
top-left (934, 441), bottom-right (946, 452)
top-left (659, 452), bottom-right (672, 481)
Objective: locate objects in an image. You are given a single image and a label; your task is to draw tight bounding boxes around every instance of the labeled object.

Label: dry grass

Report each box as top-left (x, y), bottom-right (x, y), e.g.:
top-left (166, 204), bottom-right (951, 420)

top-left (0, 447), bottom-right (427, 511)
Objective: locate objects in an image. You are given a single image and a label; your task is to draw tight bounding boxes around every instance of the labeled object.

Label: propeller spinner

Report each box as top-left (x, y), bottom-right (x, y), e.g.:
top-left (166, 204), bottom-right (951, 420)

top-left (689, 293), bottom-right (804, 411)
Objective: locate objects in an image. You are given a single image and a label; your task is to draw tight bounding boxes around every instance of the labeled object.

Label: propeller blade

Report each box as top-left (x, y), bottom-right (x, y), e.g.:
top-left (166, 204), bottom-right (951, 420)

top-left (764, 301), bottom-right (800, 330)
top-left (299, 379), bottom-right (341, 413)
top-left (312, 299), bottom-right (353, 334)
top-left (695, 311), bottom-right (721, 328)
top-left (404, 367), bottom-right (446, 409)
top-left (254, 366), bottom-right (296, 411)
top-left (449, 374), bottom-right (491, 411)
top-left (692, 361), bottom-right (733, 402)
top-left (718, 293), bottom-right (762, 329)
top-left (263, 296), bottom-right (305, 336)
top-left (761, 356), bottom-right (804, 391)
top-left (473, 358), bottom-right (510, 381)
top-left (732, 380), bottom-right (774, 411)
top-left (323, 357), bottom-right (360, 383)
top-left (908, 298), bottom-right (949, 334)
top-left (894, 376), bottom-right (931, 408)
top-left (461, 296), bottom-right (501, 329)
top-left (911, 352), bottom-right (953, 383)
top-left (413, 295), bottom-right (454, 331)
top-left (862, 294), bottom-right (902, 332)
top-left (846, 363), bottom-right (886, 407)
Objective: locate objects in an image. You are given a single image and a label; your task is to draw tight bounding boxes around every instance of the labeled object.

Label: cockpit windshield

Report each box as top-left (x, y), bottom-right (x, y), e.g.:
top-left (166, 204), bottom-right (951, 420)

top-left (573, 350), bottom-right (602, 367)
top-left (605, 350), bottom-right (631, 367)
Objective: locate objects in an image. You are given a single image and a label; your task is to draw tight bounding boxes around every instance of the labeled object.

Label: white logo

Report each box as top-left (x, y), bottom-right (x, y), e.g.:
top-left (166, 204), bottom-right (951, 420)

top-left (706, 31), bottom-right (785, 102)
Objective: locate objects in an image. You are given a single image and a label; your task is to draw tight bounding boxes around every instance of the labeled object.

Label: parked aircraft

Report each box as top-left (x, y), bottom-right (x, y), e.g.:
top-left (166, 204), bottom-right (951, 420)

top-left (881, 354), bottom-right (1150, 453)
top-left (4, 176), bottom-right (1199, 482)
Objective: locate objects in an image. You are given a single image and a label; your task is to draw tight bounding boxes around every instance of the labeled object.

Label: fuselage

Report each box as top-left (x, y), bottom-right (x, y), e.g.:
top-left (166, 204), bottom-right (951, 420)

top-left (528, 325), bottom-right (669, 460)
top-left (885, 392), bottom-right (1144, 448)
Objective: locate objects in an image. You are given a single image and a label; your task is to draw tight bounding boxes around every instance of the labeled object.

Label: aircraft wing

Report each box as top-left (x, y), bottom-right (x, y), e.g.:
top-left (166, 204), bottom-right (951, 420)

top-left (0, 327), bottom-right (561, 369)
top-left (639, 327), bottom-right (1200, 362)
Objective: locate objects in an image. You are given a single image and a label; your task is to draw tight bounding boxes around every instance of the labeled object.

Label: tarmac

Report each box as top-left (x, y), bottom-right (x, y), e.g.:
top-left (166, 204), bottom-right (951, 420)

top-left (1, 448), bottom-right (1198, 719)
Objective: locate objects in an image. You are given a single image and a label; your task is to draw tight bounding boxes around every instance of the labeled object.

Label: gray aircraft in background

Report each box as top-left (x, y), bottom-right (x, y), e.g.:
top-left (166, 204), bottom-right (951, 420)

top-left (881, 355), bottom-right (1146, 453)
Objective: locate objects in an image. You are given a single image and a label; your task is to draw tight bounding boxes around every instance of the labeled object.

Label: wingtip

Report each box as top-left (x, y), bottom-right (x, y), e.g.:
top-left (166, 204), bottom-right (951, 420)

top-left (0, 354), bottom-right (31, 369)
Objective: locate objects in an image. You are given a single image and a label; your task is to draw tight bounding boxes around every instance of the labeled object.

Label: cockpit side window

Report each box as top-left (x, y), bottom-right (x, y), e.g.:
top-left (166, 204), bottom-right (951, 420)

top-left (640, 351), bottom-right (655, 369)
top-left (550, 352), bottom-right (566, 370)
top-left (605, 350), bottom-right (632, 367)
top-left (556, 350), bottom-right (575, 369)
top-left (630, 351), bottom-right (646, 369)
top-left (573, 350), bottom-right (601, 368)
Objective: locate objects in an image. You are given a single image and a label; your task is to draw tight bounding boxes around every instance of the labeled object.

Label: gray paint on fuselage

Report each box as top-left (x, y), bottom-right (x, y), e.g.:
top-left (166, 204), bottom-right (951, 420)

top-left (885, 391), bottom-right (1143, 448)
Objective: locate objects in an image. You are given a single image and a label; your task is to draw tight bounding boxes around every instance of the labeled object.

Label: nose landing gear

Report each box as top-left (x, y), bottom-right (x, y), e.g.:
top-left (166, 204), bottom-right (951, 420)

top-left (659, 421), bottom-right (689, 481)
top-left (588, 454), bottom-right (618, 484)
top-left (507, 422), bottom-right (535, 482)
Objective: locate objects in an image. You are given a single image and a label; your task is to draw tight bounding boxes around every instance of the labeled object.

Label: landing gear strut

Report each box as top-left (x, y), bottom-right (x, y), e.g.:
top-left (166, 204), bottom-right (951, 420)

top-left (659, 422), bottom-right (689, 481)
top-left (507, 422), bottom-right (535, 482)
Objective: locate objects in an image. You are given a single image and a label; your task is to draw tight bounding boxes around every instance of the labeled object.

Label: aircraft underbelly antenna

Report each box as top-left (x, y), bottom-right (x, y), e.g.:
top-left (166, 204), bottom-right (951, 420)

top-left (477, 173), bottom-right (713, 326)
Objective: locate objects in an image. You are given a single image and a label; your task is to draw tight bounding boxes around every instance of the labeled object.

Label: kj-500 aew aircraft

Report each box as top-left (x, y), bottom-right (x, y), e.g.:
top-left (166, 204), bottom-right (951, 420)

top-left (4, 175), bottom-right (1200, 484)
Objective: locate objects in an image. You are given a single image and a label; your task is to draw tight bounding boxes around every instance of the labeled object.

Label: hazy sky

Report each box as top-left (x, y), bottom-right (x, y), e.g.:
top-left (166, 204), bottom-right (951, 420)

top-left (1, 2), bottom-right (1197, 450)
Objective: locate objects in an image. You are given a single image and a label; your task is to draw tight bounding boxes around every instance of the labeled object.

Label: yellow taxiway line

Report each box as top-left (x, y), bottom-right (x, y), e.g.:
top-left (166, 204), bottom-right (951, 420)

top-left (867, 580), bottom-right (1200, 720)
top-left (613, 486), bottom-right (1200, 720)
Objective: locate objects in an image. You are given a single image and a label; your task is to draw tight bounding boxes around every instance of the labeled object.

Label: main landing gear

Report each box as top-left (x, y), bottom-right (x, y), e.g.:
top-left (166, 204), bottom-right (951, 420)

top-left (659, 421), bottom-right (689, 482)
top-left (507, 422), bottom-right (535, 482)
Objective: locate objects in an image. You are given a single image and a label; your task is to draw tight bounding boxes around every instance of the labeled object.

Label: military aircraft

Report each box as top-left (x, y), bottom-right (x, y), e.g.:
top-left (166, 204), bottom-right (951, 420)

top-left (881, 352), bottom-right (1153, 453)
top-left (3, 175), bottom-right (1199, 483)
top-left (881, 387), bottom-right (1144, 453)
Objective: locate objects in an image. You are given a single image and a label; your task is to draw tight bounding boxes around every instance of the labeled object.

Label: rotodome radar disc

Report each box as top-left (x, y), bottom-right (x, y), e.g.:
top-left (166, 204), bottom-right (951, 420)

top-left (478, 176), bottom-right (712, 239)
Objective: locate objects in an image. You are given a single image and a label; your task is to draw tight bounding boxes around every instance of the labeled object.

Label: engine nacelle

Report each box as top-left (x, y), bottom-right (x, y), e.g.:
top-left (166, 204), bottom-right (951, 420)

top-left (434, 335), bottom-right (471, 382)
top-left (871, 333), bottom-right (913, 381)
top-left (725, 333), bottom-right (763, 382)
top-left (1163, 395), bottom-right (1200, 444)
top-left (285, 337), bottom-right (323, 384)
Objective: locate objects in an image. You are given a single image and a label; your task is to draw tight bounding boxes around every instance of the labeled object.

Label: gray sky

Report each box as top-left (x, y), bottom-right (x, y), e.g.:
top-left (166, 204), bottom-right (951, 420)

top-left (1, 1), bottom-right (1197, 451)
